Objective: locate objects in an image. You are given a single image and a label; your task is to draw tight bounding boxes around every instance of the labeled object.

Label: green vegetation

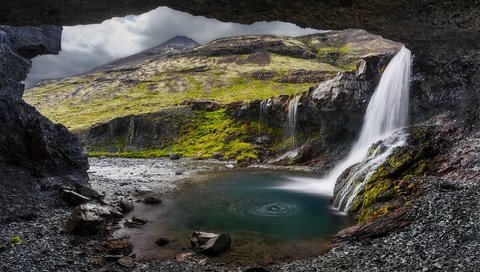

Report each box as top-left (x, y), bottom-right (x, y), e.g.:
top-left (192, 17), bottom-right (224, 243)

top-left (25, 54), bottom-right (324, 131)
top-left (10, 235), bottom-right (23, 245)
top-left (90, 109), bottom-right (262, 161)
top-left (349, 127), bottom-right (437, 223)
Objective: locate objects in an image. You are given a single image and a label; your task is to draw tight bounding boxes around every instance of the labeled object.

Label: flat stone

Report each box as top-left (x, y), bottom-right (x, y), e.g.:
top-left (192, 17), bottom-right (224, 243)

top-left (61, 189), bottom-right (91, 206)
top-left (132, 216), bottom-right (148, 224)
top-left (117, 256), bottom-right (135, 268)
top-left (136, 187), bottom-right (153, 194)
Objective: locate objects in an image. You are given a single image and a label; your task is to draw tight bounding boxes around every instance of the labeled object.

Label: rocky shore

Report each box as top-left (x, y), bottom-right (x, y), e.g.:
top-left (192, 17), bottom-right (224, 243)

top-left (1, 158), bottom-right (478, 272)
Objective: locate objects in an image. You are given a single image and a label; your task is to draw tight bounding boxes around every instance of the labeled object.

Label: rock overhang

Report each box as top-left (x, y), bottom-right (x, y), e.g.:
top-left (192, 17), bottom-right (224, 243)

top-left (0, 1), bottom-right (479, 49)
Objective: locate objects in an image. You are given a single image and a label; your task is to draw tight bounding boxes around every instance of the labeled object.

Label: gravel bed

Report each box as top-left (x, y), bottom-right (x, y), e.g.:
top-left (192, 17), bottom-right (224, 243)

top-left (1, 158), bottom-right (479, 272)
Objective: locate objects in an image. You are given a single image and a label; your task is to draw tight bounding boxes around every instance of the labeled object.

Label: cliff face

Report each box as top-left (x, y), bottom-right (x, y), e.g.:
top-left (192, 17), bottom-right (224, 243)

top-left (0, 26), bottom-right (88, 179)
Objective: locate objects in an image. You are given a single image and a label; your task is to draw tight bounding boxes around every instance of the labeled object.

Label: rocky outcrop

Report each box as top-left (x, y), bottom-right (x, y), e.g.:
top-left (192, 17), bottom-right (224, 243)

top-left (0, 25), bottom-right (61, 98)
top-left (77, 106), bottom-right (196, 153)
top-left (0, 97), bottom-right (89, 178)
top-left (229, 52), bottom-right (396, 165)
top-left (0, 26), bottom-right (87, 176)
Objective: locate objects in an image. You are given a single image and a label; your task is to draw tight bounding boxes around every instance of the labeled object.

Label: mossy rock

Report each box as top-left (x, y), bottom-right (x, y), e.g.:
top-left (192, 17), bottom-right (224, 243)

top-left (348, 126), bottom-right (439, 223)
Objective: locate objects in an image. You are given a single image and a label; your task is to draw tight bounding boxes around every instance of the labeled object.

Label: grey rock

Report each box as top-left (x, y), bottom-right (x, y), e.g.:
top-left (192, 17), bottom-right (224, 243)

top-left (135, 187), bottom-right (153, 194)
top-left (189, 231), bottom-right (231, 256)
top-left (131, 216), bottom-right (148, 224)
top-left (65, 203), bottom-right (122, 235)
top-left (118, 197), bottom-right (134, 213)
top-left (117, 256), bottom-right (135, 268)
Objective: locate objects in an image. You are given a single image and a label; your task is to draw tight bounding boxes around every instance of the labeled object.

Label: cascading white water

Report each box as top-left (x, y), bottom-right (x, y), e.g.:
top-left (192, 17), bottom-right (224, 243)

top-left (276, 46), bottom-right (412, 211)
top-left (285, 95), bottom-right (301, 147)
top-left (259, 100), bottom-right (268, 123)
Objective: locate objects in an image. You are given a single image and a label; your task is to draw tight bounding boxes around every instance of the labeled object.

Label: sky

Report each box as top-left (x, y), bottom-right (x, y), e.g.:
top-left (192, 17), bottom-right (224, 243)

top-left (25, 7), bottom-right (320, 86)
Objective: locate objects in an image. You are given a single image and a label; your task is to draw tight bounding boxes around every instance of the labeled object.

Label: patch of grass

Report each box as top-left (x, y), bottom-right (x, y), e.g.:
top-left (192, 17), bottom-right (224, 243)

top-left (10, 235), bottom-right (23, 245)
top-left (89, 109), bottom-right (260, 161)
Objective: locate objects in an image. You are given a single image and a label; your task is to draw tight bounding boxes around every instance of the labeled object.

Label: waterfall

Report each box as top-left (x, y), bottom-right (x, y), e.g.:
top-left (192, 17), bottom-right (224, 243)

top-left (285, 95), bottom-right (301, 147)
top-left (276, 46), bottom-right (412, 211)
top-left (259, 100), bottom-right (268, 123)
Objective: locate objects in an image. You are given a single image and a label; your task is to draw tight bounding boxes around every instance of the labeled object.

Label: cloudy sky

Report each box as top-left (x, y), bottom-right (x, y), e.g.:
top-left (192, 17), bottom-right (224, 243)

top-left (25, 7), bottom-right (320, 86)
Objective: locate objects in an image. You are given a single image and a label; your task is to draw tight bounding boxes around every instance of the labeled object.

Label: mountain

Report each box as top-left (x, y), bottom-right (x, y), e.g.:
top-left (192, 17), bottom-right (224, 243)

top-left (25, 30), bottom-right (400, 162)
top-left (86, 35), bottom-right (200, 74)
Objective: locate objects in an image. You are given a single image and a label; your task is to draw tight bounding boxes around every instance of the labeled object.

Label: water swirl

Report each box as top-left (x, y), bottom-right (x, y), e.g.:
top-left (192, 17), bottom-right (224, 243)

top-left (229, 200), bottom-right (303, 218)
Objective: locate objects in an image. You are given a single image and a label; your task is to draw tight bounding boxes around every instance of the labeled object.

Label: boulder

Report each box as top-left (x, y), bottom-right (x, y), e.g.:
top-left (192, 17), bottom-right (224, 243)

top-left (65, 203), bottom-right (123, 235)
top-left (101, 238), bottom-right (133, 256)
top-left (61, 189), bottom-right (91, 206)
top-left (189, 231), bottom-right (231, 256)
top-left (118, 197), bottom-right (134, 213)
top-left (143, 196), bottom-right (162, 205)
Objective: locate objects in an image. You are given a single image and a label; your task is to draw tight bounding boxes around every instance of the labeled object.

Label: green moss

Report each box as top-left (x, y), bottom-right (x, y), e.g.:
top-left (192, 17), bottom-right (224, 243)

top-left (10, 235), bottom-right (23, 245)
top-left (90, 109), bottom-right (260, 161)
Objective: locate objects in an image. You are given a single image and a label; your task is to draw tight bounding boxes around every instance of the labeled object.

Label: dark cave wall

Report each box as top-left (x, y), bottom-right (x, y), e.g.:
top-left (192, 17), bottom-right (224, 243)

top-left (0, 1), bottom-right (479, 177)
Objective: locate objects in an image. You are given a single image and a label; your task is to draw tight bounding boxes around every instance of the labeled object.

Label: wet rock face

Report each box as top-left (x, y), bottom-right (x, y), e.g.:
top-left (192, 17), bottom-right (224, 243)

top-left (410, 47), bottom-right (480, 123)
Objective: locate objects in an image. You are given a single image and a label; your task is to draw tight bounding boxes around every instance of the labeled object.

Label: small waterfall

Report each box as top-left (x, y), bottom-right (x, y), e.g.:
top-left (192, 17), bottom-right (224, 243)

top-left (259, 100), bottom-right (268, 123)
top-left (276, 46), bottom-right (412, 212)
top-left (285, 95), bottom-right (301, 147)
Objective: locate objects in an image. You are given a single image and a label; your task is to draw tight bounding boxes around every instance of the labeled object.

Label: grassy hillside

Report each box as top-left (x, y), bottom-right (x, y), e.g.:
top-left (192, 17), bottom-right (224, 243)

top-left (24, 30), bottom-right (400, 161)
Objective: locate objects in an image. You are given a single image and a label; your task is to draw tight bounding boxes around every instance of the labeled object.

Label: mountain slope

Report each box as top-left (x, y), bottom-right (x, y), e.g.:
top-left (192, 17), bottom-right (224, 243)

top-left (25, 29), bottom-right (400, 131)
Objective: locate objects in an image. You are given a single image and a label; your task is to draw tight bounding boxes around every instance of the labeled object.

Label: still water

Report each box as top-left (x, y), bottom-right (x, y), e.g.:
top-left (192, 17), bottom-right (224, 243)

top-left (116, 169), bottom-right (351, 265)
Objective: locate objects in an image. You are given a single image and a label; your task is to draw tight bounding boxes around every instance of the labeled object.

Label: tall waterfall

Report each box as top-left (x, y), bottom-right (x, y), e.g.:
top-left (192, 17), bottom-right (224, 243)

top-left (276, 46), bottom-right (412, 211)
top-left (285, 95), bottom-right (301, 147)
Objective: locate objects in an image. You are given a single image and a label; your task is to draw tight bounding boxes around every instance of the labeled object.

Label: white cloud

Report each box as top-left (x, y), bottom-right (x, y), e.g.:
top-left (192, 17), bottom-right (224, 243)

top-left (26, 7), bottom-right (320, 86)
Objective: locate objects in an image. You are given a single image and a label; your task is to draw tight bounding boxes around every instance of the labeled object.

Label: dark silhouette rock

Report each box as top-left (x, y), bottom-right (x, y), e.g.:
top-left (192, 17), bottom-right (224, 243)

top-left (143, 196), bottom-right (162, 205)
top-left (155, 237), bottom-right (170, 247)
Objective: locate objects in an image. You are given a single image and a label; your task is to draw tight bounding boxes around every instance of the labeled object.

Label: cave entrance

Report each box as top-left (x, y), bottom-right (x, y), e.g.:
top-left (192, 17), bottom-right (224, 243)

top-left (21, 6), bottom-right (401, 266)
